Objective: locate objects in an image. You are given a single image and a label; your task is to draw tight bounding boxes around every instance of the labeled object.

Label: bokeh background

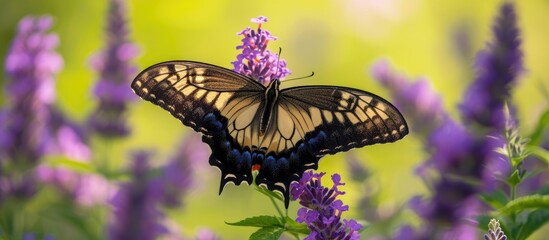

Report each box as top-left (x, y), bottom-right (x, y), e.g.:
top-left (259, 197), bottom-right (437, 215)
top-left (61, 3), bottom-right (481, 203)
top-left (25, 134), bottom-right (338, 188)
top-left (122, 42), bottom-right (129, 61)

top-left (1, 0), bottom-right (548, 239)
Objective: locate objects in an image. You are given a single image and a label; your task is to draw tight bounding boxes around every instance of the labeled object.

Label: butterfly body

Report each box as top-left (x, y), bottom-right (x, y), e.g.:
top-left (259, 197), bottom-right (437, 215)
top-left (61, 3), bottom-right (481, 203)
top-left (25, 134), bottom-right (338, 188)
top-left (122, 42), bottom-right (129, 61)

top-left (260, 79), bottom-right (280, 135)
top-left (131, 61), bottom-right (408, 207)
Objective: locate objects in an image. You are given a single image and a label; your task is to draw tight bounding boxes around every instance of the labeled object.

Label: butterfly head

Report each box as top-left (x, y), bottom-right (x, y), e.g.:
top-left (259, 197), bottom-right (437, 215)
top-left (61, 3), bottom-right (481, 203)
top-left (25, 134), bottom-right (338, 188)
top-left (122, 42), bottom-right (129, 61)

top-left (266, 78), bottom-right (281, 92)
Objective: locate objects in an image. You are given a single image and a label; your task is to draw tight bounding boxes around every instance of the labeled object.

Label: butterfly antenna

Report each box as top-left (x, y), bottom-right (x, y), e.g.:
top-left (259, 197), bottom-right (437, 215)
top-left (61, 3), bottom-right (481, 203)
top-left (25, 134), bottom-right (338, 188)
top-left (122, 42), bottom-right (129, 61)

top-left (275, 47), bottom-right (315, 83)
top-left (274, 47), bottom-right (282, 81)
top-left (281, 72), bottom-right (315, 83)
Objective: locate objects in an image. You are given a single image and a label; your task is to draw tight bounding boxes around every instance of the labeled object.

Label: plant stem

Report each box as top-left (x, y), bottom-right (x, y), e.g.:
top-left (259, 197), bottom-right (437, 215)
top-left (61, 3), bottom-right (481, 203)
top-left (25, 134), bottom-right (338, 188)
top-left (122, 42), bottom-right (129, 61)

top-left (268, 192), bottom-right (284, 218)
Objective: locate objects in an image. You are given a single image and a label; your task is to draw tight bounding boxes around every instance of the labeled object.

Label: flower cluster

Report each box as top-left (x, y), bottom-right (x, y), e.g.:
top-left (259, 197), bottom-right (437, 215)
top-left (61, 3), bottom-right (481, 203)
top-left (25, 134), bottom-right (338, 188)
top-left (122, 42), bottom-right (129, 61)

top-left (459, 2), bottom-right (522, 192)
top-left (88, 0), bottom-right (139, 137)
top-left (1, 16), bottom-right (62, 164)
top-left (1, 15), bottom-right (63, 200)
top-left (232, 16), bottom-right (291, 85)
top-left (109, 136), bottom-right (208, 239)
top-left (291, 171), bottom-right (362, 240)
top-left (371, 60), bottom-right (448, 137)
top-left (371, 2), bottom-right (523, 239)
top-left (108, 151), bottom-right (168, 240)
top-left (459, 3), bottom-right (523, 132)
top-left (36, 165), bottom-right (114, 206)
top-left (154, 133), bottom-right (208, 208)
top-left (373, 55), bottom-right (495, 240)
top-left (1, 1), bottom-right (214, 239)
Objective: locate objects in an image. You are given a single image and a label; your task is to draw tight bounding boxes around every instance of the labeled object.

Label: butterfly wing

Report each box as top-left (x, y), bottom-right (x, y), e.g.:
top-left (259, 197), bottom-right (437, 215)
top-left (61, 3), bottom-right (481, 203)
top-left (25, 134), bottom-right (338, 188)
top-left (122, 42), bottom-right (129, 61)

top-left (131, 61), bottom-right (267, 189)
top-left (131, 60), bottom-right (265, 134)
top-left (280, 86), bottom-right (409, 155)
top-left (250, 86), bottom-right (408, 206)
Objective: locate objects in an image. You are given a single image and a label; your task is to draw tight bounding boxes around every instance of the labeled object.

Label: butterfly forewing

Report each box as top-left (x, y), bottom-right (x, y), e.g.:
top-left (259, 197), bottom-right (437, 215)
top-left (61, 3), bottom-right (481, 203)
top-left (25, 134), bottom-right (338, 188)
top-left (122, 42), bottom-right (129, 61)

top-left (131, 61), bottom-right (265, 135)
top-left (279, 86), bottom-right (408, 155)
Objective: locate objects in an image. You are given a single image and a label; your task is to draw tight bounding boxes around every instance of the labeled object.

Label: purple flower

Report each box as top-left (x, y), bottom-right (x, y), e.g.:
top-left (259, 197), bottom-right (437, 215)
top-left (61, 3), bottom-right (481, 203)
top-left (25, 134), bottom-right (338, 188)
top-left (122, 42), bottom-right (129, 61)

top-left (291, 171), bottom-right (362, 240)
top-left (49, 125), bottom-right (91, 161)
top-left (458, 2), bottom-right (522, 191)
top-left (345, 153), bottom-right (370, 182)
top-left (394, 224), bottom-right (433, 240)
top-left (48, 108), bottom-right (92, 161)
top-left (88, 0), bottom-right (139, 137)
top-left (1, 15), bottom-right (63, 200)
top-left (195, 228), bottom-right (222, 240)
top-left (373, 59), bottom-right (485, 238)
top-left (36, 166), bottom-right (115, 207)
top-left (459, 2), bottom-right (523, 132)
top-left (371, 60), bottom-right (447, 137)
top-left (372, 3), bottom-right (523, 239)
top-left (428, 120), bottom-right (477, 174)
top-left (108, 151), bottom-right (167, 240)
top-left (406, 114), bottom-right (491, 239)
top-left (109, 139), bottom-right (211, 239)
top-left (458, 2), bottom-right (522, 190)
top-left (1, 15), bottom-right (62, 163)
top-left (156, 133), bottom-right (209, 208)
top-left (232, 16), bottom-right (291, 85)
top-left (1, 15), bottom-right (92, 204)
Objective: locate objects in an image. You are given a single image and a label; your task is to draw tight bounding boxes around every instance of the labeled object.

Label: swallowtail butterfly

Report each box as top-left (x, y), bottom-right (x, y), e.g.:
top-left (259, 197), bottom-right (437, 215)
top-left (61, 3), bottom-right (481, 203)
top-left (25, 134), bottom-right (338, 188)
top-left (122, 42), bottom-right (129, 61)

top-left (131, 61), bottom-right (408, 207)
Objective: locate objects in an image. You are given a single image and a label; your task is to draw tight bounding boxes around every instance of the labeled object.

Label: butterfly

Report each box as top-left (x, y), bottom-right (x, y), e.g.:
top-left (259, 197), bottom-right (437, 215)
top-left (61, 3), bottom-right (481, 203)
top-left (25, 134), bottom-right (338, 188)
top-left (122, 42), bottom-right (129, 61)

top-left (131, 61), bottom-right (408, 208)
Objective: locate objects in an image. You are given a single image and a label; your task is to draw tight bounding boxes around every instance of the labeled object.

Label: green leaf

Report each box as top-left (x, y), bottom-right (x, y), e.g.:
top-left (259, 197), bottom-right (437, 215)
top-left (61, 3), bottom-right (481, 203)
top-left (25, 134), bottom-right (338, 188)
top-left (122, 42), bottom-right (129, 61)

top-left (249, 227), bottom-right (285, 240)
top-left (283, 216), bottom-right (310, 235)
top-left (476, 215), bottom-right (493, 232)
top-left (498, 219), bottom-right (513, 240)
top-left (44, 156), bottom-right (96, 173)
top-left (528, 107), bottom-right (549, 146)
top-left (528, 146), bottom-right (549, 165)
top-left (479, 190), bottom-right (509, 209)
top-left (498, 195), bottom-right (549, 215)
top-left (226, 215), bottom-right (283, 228)
top-left (507, 169), bottom-right (522, 186)
top-left (535, 186), bottom-right (549, 195)
top-left (516, 210), bottom-right (549, 240)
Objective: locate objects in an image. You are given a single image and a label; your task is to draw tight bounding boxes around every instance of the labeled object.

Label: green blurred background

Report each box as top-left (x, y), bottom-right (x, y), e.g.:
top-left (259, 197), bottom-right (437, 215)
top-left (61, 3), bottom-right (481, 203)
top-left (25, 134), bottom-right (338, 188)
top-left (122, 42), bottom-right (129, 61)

top-left (1, 0), bottom-right (548, 238)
